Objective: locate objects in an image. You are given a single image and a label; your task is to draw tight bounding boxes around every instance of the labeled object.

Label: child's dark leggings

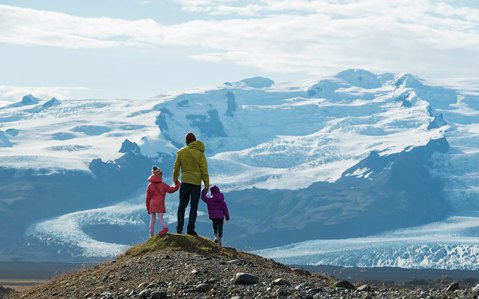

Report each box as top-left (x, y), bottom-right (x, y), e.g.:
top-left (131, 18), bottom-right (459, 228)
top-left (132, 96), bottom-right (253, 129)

top-left (212, 219), bottom-right (224, 237)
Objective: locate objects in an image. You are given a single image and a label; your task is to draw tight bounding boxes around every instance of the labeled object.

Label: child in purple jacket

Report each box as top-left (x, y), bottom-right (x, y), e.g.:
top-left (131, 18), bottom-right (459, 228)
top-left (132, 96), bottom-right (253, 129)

top-left (201, 185), bottom-right (230, 245)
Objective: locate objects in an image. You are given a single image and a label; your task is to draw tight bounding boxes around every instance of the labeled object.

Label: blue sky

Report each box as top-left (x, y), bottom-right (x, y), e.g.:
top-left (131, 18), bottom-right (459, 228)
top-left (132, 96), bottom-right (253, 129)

top-left (0, 0), bottom-right (478, 100)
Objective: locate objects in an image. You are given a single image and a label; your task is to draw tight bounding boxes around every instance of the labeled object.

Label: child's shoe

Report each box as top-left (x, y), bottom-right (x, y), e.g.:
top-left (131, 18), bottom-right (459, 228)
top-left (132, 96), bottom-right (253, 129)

top-left (150, 233), bottom-right (154, 238)
top-left (159, 227), bottom-right (168, 236)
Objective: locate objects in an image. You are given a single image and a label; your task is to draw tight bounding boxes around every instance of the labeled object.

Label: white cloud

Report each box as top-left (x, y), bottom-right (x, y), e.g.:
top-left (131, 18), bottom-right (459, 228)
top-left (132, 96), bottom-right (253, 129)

top-left (189, 53), bottom-right (225, 62)
top-left (174, 0), bottom-right (479, 19)
top-left (0, 5), bottom-right (165, 48)
top-left (0, 1), bottom-right (478, 88)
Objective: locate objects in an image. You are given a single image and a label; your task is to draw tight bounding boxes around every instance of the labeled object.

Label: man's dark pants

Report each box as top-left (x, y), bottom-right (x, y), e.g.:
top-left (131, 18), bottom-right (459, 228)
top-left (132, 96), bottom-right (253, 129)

top-left (177, 182), bottom-right (201, 233)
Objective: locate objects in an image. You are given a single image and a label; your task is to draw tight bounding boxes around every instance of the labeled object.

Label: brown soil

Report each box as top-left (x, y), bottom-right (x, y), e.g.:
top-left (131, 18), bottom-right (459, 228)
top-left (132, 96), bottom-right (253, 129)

top-left (9, 234), bottom-right (329, 298)
top-left (7, 234), bottom-right (478, 299)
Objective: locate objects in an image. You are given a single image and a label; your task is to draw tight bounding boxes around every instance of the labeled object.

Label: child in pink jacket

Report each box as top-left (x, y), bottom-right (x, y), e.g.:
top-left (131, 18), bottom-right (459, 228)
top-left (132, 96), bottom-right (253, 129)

top-left (146, 166), bottom-right (180, 237)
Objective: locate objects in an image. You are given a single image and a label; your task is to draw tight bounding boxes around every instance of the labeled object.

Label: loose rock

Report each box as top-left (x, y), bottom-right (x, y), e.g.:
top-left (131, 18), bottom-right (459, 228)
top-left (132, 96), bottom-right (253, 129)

top-left (290, 268), bottom-right (311, 276)
top-left (334, 280), bottom-right (356, 290)
top-left (357, 284), bottom-right (371, 292)
top-left (234, 273), bottom-right (259, 285)
top-left (227, 259), bottom-right (243, 265)
top-left (196, 283), bottom-right (213, 292)
top-left (272, 278), bottom-right (290, 286)
top-left (138, 288), bottom-right (151, 299)
top-left (150, 290), bottom-right (167, 299)
top-left (446, 282), bottom-right (460, 292)
top-left (100, 291), bottom-right (112, 299)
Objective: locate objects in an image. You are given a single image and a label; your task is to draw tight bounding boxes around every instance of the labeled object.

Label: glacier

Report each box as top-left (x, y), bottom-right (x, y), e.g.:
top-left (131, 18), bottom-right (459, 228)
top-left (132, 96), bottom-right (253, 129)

top-left (255, 216), bottom-right (479, 270)
top-left (1, 69), bottom-right (479, 270)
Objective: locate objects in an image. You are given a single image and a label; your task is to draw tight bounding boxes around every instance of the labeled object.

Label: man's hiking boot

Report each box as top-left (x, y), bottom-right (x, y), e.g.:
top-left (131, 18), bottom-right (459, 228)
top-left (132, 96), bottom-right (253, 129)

top-left (187, 231), bottom-right (198, 236)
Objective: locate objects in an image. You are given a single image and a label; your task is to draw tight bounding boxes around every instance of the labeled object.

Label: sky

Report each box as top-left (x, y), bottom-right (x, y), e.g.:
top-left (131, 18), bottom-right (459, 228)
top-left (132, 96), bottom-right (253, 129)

top-left (0, 0), bottom-right (478, 101)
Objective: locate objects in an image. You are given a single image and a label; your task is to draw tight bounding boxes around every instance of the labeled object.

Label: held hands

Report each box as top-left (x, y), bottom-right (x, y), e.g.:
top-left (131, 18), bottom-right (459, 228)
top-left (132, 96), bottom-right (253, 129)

top-left (202, 188), bottom-right (209, 197)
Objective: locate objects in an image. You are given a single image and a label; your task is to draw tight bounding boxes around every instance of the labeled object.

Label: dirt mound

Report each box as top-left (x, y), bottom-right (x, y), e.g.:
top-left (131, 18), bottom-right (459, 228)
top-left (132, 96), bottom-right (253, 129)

top-left (9, 234), bottom-right (479, 298)
top-left (10, 234), bottom-right (328, 298)
top-left (0, 286), bottom-right (15, 299)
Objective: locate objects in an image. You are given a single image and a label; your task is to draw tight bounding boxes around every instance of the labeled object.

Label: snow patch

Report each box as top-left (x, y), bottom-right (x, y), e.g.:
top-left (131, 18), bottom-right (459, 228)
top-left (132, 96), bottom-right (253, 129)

top-left (0, 130), bottom-right (12, 147)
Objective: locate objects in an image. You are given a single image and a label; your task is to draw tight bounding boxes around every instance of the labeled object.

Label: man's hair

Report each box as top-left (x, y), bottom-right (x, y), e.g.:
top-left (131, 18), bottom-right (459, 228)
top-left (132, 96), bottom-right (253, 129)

top-left (185, 132), bottom-right (196, 145)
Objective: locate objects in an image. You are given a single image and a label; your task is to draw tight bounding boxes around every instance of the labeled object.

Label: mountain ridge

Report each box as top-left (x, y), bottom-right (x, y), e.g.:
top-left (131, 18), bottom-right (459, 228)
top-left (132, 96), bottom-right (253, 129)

top-left (2, 69), bottom-right (477, 270)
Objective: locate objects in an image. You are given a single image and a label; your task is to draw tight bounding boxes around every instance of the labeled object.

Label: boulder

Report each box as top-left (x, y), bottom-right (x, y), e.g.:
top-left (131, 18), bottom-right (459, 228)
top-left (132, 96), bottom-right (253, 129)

top-left (446, 282), bottom-right (459, 292)
top-left (272, 278), bottom-right (290, 286)
top-left (150, 290), bottom-right (167, 299)
top-left (334, 280), bottom-right (356, 290)
top-left (357, 284), bottom-right (371, 292)
top-left (234, 273), bottom-right (259, 285)
top-left (196, 283), bottom-right (213, 292)
top-left (138, 289), bottom-right (151, 299)
top-left (290, 268), bottom-right (311, 276)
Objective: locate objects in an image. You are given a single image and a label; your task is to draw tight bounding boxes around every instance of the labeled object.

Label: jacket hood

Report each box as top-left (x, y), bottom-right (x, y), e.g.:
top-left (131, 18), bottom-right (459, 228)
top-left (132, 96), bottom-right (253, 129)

top-left (210, 185), bottom-right (220, 195)
top-left (148, 174), bottom-right (162, 183)
top-left (187, 140), bottom-right (205, 153)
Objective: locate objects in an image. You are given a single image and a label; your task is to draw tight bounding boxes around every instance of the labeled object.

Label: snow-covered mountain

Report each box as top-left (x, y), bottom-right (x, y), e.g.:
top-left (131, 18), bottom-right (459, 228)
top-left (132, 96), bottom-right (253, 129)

top-left (0, 69), bottom-right (478, 269)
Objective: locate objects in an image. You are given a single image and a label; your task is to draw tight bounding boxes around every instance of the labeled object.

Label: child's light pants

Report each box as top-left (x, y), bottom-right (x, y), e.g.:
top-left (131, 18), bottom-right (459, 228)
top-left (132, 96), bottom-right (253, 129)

top-left (149, 212), bottom-right (167, 234)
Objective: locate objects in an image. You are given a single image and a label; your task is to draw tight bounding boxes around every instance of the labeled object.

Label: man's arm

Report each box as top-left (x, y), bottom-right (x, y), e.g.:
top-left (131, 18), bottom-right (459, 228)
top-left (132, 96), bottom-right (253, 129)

top-left (199, 153), bottom-right (209, 190)
top-left (173, 153), bottom-right (181, 184)
top-left (201, 188), bottom-right (210, 203)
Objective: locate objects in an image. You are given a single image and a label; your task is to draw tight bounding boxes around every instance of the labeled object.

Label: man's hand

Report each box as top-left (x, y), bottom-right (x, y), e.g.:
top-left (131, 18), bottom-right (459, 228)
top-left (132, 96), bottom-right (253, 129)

top-left (174, 179), bottom-right (180, 185)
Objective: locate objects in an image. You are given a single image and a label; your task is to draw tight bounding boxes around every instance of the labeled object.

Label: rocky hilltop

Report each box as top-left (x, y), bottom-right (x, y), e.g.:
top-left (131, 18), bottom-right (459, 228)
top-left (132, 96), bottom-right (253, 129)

top-left (6, 234), bottom-right (479, 299)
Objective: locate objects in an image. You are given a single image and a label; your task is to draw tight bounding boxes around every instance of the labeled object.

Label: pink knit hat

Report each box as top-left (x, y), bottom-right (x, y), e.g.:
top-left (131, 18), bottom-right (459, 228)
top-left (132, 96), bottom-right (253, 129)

top-left (152, 165), bottom-right (162, 176)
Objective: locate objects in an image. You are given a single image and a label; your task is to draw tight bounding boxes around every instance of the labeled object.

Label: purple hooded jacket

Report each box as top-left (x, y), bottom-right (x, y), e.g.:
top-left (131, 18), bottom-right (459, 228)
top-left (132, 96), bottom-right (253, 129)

top-left (201, 185), bottom-right (230, 221)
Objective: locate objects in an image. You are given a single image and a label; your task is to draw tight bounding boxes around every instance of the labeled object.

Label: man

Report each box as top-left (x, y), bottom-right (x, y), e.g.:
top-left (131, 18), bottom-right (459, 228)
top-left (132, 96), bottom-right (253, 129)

top-left (173, 132), bottom-right (209, 235)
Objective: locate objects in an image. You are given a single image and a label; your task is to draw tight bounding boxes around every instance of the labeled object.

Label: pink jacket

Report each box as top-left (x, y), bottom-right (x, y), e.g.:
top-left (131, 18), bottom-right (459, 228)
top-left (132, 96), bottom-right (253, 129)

top-left (146, 175), bottom-right (180, 214)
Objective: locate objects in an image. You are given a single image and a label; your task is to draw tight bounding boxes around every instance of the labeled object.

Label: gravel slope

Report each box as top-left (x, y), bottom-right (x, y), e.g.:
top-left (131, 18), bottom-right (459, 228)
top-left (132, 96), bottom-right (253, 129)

top-left (7, 234), bottom-right (479, 299)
